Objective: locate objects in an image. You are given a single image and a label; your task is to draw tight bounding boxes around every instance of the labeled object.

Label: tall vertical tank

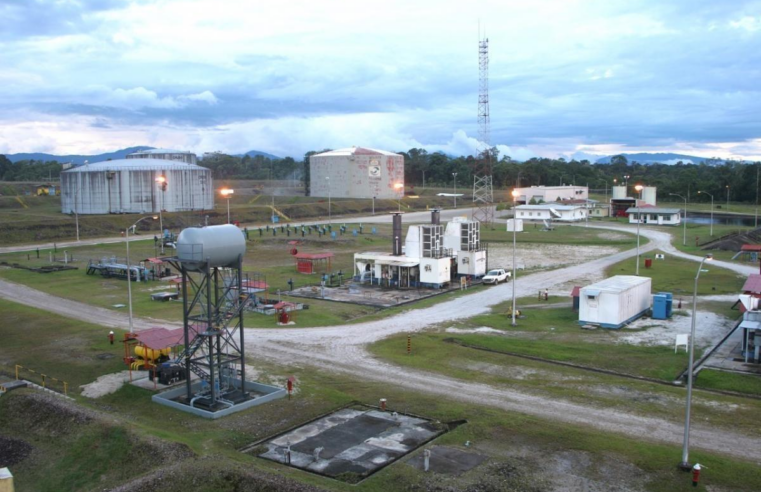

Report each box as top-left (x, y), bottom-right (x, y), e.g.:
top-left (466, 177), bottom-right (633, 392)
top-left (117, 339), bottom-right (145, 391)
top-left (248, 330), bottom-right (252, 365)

top-left (392, 213), bottom-right (403, 256)
top-left (612, 186), bottom-right (627, 199)
top-left (642, 186), bottom-right (657, 206)
top-left (177, 225), bottom-right (246, 271)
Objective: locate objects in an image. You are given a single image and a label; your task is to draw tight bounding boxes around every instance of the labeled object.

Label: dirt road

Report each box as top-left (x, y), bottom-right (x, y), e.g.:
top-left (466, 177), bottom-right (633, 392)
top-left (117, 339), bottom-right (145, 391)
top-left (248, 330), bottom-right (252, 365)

top-left (1, 223), bottom-right (758, 461)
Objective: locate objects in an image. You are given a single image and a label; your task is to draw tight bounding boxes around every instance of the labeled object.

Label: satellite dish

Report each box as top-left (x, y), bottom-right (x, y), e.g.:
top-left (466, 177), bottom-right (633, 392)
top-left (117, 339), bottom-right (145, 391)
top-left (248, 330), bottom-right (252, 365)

top-left (549, 208), bottom-right (562, 219)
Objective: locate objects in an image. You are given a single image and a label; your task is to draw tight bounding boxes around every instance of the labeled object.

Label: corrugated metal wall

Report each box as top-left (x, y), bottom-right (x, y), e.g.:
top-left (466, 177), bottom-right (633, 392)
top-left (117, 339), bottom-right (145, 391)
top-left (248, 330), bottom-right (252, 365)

top-left (310, 154), bottom-right (404, 199)
top-left (61, 168), bottom-right (213, 214)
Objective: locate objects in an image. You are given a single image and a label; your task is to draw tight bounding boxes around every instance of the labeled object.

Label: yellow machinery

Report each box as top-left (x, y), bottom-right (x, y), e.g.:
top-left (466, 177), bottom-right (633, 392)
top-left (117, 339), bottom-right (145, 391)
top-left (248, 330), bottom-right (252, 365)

top-left (130, 345), bottom-right (171, 370)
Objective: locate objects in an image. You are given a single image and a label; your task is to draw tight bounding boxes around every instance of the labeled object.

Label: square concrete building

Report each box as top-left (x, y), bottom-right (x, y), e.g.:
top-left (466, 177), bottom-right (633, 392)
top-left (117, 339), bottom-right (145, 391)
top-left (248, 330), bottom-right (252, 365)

top-left (310, 147), bottom-right (404, 199)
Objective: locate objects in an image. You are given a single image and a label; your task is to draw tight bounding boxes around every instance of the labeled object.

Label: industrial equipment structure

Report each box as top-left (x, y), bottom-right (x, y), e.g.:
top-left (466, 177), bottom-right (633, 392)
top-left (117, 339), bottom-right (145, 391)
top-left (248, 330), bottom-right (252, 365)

top-left (309, 147), bottom-right (404, 200)
top-left (60, 158), bottom-right (213, 214)
top-left (444, 216), bottom-right (487, 277)
top-left (578, 276), bottom-right (652, 329)
top-left (472, 35), bottom-right (494, 226)
top-left (153, 224), bottom-right (284, 418)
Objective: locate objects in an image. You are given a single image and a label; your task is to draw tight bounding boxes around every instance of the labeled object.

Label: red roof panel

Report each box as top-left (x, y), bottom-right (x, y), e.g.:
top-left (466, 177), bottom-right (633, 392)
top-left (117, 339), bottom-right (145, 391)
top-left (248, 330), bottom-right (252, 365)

top-left (136, 327), bottom-right (193, 350)
top-left (742, 274), bottom-right (761, 294)
top-left (294, 252), bottom-right (334, 260)
top-left (741, 244), bottom-right (761, 252)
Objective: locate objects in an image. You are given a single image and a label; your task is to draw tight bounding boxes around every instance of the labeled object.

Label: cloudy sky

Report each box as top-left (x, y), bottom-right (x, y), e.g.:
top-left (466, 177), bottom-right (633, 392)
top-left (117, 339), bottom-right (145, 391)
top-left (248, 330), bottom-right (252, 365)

top-left (1, 0), bottom-right (760, 160)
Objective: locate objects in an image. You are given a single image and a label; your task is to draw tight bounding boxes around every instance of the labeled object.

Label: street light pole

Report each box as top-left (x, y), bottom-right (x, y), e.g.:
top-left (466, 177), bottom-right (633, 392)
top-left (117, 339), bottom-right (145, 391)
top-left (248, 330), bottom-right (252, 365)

top-left (125, 216), bottom-right (157, 334)
top-left (670, 193), bottom-right (688, 246)
top-left (635, 185), bottom-right (643, 275)
top-left (452, 173), bottom-right (458, 208)
top-left (74, 176), bottom-right (80, 242)
top-left (679, 254), bottom-right (713, 470)
top-left (326, 176), bottom-right (331, 224)
top-left (220, 188), bottom-right (234, 224)
top-left (155, 175), bottom-right (167, 254)
top-left (511, 189), bottom-right (519, 326)
top-left (698, 191), bottom-right (714, 237)
top-left (726, 185), bottom-right (730, 211)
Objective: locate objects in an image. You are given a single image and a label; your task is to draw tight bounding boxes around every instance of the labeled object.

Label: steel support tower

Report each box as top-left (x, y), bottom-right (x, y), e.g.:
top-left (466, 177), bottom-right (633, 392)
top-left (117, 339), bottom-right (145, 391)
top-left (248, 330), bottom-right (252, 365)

top-left (168, 255), bottom-right (251, 411)
top-left (472, 36), bottom-right (494, 226)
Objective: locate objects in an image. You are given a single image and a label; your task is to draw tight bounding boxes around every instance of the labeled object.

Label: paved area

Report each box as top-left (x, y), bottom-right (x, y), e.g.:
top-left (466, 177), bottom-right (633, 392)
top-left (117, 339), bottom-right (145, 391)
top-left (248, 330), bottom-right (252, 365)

top-left (407, 445), bottom-right (487, 475)
top-left (258, 407), bottom-right (443, 480)
top-left (2, 222), bottom-right (761, 461)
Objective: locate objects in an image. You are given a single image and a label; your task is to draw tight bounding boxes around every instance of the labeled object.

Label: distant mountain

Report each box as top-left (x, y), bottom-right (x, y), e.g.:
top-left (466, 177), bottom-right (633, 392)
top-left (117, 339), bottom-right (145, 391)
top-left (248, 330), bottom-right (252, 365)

top-left (3, 146), bottom-right (155, 165)
top-left (594, 153), bottom-right (725, 166)
top-left (238, 150), bottom-right (281, 160)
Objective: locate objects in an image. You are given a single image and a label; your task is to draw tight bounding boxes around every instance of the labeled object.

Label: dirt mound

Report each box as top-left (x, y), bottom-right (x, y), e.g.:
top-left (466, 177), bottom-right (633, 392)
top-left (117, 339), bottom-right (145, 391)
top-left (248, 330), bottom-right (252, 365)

top-left (0, 436), bottom-right (33, 467)
top-left (0, 391), bottom-right (95, 437)
top-left (112, 457), bottom-right (326, 492)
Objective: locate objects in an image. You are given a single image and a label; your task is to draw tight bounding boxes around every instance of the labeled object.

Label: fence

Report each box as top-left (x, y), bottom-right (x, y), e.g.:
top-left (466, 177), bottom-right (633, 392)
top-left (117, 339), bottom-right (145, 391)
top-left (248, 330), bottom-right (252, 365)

top-left (15, 364), bottom-right (69, 396)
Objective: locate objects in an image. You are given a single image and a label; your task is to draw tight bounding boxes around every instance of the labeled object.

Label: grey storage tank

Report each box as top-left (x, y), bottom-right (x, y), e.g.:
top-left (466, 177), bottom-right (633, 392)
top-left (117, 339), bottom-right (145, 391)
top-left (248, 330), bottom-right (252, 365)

top-left (177, 225), bottom-right (246, 270)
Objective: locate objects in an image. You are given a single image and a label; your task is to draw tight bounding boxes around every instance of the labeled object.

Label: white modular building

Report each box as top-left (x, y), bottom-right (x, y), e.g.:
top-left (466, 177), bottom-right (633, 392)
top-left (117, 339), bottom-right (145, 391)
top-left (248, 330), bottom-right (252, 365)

top-left (515, 204), bottom-right (587, 222)
top-left (579, 276), bottom-right (652, 329)
top-left (61, 158), bottom-right (213, 214)
top-left (310, 147), bottom-right (404, 200)
top-left (513, 185), bottom-right (588, 205)
top-left (127, 148), bottom-right (198, 165)
top-left (444, 217), bottom-right (487, 277)
top-left (626, 207), bottom-right (681, 226)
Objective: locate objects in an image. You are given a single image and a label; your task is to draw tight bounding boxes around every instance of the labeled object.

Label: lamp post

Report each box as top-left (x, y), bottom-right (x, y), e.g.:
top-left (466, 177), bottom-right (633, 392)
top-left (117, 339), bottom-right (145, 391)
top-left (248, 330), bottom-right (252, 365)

top-left (669, 193), bottom-right (688, 246)
top-left (698, 191), bottom-right (714, 237)
top-left (394, 182), bottom-right (404, 212)
top-left (511, 189), bottom-right (519, 327)
top-left (726, 185), bottom-right (730, 211)
top-left (74, 176), bottom-right (80, 242)
top-left (326, 176), bottom-right (331, 224)
top-left (220, 188), bottom-right (234, 224)
top-left (679, 254), bottom-right (713, 471)
top-left (372, 196), bottom-right (376, 215)
top-left (623, 175), bottom-right (630, 195)
top-left (155, 175), bottom-right (167, 254)
top-left (635, 184), bottom-right (643, 275)
top-left (452, 173), bottom-right (458, 208)
top-left (125, 216), bottom-right (158, 334)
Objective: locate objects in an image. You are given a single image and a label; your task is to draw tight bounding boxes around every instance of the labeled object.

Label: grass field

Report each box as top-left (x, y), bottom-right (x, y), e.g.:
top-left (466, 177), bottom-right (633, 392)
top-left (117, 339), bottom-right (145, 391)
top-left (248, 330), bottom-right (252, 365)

top-left (604, 249), bottom-right (746, 296)
top-left (2, 296), bottom-right (761, 491)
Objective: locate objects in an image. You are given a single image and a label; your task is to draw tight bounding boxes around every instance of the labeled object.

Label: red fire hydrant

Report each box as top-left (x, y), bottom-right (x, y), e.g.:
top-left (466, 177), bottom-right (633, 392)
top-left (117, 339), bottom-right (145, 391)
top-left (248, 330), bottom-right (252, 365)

top-left (108, 330), bottom-right (115, 345)
top-left (692, 463), bottom-right (701, 487)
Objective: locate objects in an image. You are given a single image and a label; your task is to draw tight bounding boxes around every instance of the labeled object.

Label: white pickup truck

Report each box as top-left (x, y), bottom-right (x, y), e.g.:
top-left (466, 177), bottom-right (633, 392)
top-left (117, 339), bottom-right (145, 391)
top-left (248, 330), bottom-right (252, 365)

top-left (482, 268), bottom-right (511, 284)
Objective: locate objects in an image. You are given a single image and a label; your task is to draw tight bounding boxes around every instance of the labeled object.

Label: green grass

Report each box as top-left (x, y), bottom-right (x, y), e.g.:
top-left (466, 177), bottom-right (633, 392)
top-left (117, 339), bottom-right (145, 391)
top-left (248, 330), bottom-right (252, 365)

top-left (604, 249), bottom-right (745, 296)
top-left (695, 369), bottom-right (761, 395)
top-left (0, 298), bottom-right (126, 394)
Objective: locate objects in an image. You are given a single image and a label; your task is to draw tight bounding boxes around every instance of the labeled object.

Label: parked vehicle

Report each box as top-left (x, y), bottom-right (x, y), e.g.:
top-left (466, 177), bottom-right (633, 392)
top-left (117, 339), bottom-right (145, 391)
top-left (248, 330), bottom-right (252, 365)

top-left (482, 268), bottom-right (510, 284)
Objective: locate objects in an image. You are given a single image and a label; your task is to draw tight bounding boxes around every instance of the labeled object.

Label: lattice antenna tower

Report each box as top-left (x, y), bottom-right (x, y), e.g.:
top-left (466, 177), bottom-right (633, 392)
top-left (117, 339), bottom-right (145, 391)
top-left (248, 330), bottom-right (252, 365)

top-left (472, 34), bottom-right (494, 226)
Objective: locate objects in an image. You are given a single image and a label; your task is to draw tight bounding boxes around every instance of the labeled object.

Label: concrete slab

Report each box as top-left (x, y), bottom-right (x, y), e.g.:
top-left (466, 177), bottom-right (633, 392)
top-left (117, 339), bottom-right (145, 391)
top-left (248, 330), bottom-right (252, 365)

top-left (257, 406), bottom-right (446, 482)
top-left (287, 282), bottom-right (466, 308)
top-left (407, 445), bottom-right (487, 476)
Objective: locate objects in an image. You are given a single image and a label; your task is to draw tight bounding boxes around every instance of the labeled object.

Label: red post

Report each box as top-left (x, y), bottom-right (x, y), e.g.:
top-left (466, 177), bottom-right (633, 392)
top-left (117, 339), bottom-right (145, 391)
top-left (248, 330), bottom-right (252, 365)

top-left (380, 398), bottom-right (387, 411)
top-left (692, 464), bottom-right (701, 487)
top-left (407, 335), bottom-right (411, 355)
top-left (286, 376), bottom-right (294, 400)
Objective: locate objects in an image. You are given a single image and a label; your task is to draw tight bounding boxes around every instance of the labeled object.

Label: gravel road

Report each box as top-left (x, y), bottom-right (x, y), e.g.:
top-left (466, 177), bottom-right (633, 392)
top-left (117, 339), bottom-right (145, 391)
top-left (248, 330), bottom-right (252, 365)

top-left (1, 222), bottom-right (759, 461)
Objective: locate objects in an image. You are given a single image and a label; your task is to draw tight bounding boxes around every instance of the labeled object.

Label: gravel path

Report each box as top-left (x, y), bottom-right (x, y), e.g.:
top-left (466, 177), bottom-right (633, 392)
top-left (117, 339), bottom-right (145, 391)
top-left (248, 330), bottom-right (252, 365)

top-left (1, 222), bottom-right (759, 461)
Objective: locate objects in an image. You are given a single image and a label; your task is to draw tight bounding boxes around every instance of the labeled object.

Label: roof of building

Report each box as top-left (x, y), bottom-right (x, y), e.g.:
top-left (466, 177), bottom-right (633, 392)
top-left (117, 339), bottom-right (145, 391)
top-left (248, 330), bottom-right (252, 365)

top-left (581, 275), bottom-right (651, 294)
top-left (625, 207), bottom-right (681, 214)
top-left (128, 148), bottom-right (194, 155)
top-left (313, 146), bottom-right (400, 157)
top-left (742, 274), bottom-right (761, 293)
top-left (136, 327), bottom-right (194, 350)
top-left (294, 252), bottom-right (334, 260)
top-left (516, 204), bottom-right (585, 211)
top-left (741, 244), bottom-right (761, 252)
top-left (515, 185), bottom-right (587, 190)
top-left (63, 158), bottom-right (209, 172)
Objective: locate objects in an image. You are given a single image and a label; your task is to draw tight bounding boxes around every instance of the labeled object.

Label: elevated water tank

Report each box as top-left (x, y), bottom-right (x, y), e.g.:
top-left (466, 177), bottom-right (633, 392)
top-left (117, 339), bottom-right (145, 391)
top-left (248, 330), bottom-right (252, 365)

top-left (612, 186), bottom-right (627, 199)
top-left (177, 225), bottom-right (246, 270)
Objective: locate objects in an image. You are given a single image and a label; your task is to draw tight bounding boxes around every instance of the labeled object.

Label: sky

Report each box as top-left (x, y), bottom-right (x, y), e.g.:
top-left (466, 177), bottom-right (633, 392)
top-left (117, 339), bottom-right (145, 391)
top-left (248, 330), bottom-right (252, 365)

top-left (1, 0), bottom-right (760, 161)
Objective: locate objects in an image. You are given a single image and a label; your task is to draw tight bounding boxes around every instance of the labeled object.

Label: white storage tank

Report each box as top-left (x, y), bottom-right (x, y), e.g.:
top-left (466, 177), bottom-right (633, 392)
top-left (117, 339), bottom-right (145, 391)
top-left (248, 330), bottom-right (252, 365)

top-left (177, 225), bottom-right (246, 270)
top-left (611, 186), bottom-right (627, 199)
top-left (61, 158), bottom-right (213, 214)
top-left (579, 275), bottom-right (651, 329)
top-left (309, 146), bottom-right (404, 200)
top-left (642, 186), bottom-right (657, 206)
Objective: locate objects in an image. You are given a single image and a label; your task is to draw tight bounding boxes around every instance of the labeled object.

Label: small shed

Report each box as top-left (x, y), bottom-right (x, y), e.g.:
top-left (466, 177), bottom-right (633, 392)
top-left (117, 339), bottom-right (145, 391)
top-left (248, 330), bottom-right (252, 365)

top-left (579, 276), bottom-right (652, 329)
top-left (294, 252), bottom-right (334, 274)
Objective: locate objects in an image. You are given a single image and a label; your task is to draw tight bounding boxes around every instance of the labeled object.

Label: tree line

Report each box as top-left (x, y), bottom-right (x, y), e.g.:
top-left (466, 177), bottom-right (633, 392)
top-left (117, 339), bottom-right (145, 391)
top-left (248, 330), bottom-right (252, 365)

top-left (2, 150), bottom-right (760, 204)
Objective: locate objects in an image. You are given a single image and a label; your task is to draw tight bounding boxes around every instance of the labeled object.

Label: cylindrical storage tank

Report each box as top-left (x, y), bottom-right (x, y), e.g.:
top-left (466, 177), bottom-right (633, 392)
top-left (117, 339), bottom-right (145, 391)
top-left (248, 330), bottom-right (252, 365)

top-left (392, 213), bottom-right (402, 256)
top-left (177, 225), bottom-right (246, 270)
top-left (612, 186), bottom-right (627, 199)
top-left (642, 186), bottom-right (657, 206)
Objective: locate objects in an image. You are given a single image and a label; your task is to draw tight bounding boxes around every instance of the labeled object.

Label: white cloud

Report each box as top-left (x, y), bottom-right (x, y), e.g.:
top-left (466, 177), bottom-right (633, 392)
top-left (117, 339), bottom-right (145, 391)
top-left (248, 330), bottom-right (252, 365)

top-left (730, 16), bottom-right (761, 32)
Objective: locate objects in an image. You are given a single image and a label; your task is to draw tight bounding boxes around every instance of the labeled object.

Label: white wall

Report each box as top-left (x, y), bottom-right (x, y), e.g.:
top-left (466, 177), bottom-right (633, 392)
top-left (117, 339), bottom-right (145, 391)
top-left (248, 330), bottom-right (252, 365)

top-left (310, 153), bottom-right (404, 199)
